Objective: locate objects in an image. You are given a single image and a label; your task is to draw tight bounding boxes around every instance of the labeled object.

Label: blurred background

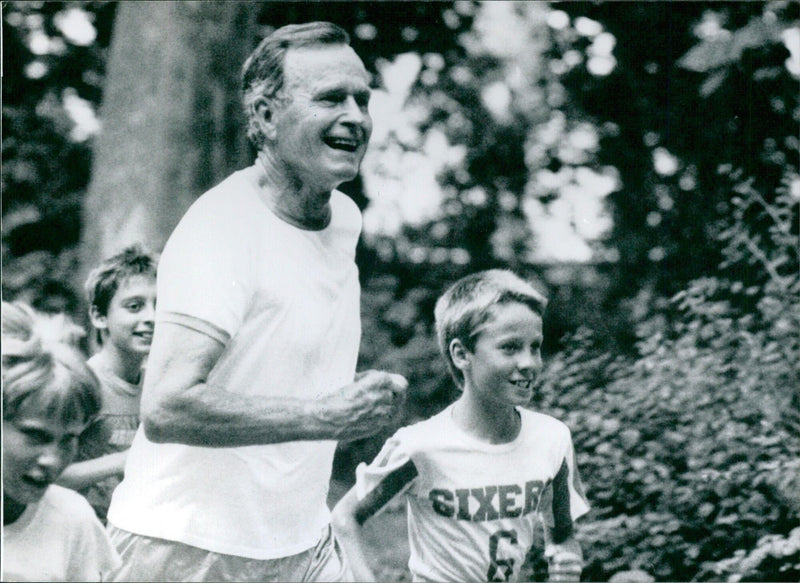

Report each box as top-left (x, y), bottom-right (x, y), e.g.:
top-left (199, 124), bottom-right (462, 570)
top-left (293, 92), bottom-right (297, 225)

top-left (3, 1), bottom-right (799, 580)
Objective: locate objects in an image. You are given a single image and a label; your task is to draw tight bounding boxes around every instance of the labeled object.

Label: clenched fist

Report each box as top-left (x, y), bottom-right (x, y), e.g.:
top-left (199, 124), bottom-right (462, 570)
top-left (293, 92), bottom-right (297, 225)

top-left (316, 370), bottom-right (408, 441)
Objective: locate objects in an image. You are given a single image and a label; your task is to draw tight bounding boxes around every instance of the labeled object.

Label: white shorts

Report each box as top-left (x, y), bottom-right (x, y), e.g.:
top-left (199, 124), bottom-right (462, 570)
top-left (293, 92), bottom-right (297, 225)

top-left (106, 523), bottom-right (353, 582)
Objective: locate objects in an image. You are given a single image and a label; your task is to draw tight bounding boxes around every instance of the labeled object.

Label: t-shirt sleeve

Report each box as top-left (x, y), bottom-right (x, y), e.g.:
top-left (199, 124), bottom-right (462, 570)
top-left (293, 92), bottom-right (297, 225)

top-left (156, 198), bottom-right (252, 342)
top-left (66, 498), bottom-right (121, 580)
top-left (539, 433), bottom-right (591, 543)
top-left (353, 432), bottom-right (419, 524)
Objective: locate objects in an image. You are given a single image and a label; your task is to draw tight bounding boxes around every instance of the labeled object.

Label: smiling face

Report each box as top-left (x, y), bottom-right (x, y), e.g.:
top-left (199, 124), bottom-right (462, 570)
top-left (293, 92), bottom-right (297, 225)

top-left (3, 406), bottom-right (84, 507)
top-left (453, 301), bottom-right (544, 409)
top-left (266, 44), bottom-right (373, 191)
top-left (91, 274), bottom-right (156, 358)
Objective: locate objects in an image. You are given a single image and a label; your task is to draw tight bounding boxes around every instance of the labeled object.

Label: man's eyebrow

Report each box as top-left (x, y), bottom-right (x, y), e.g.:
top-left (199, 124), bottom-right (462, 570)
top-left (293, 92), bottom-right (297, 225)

top-left (317, 87), bottom-right (347, 96)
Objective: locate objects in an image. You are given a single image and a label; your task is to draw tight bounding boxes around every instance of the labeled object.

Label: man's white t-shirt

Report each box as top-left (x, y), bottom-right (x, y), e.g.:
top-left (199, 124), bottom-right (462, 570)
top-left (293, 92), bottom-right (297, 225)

top-left (107, 164), bottom-right (363, 560)
top-left (2, 485), bottom-right (121, 581)
top-left (354, 405), bottom-right (590, 582)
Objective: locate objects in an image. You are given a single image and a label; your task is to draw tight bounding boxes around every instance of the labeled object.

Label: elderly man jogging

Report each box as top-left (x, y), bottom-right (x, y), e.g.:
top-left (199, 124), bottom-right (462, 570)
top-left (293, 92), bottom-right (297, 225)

top-left (106, 22), bottom-right (407, 582)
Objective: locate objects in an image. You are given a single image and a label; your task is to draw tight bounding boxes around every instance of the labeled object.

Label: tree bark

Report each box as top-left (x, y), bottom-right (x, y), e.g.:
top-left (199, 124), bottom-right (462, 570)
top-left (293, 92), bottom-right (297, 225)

top-left (80, 1), bottom-right (257, 274)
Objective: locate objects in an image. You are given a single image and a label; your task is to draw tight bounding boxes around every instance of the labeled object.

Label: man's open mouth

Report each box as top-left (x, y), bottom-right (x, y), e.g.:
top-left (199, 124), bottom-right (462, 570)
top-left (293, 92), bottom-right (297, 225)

top-left (324, 136), bottom-right (360, 152)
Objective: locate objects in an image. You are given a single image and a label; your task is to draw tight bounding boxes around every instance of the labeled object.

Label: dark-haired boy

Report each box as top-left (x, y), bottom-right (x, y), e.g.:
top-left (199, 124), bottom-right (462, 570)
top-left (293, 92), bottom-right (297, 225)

top-left (58, 245), bottom-right (157, 522)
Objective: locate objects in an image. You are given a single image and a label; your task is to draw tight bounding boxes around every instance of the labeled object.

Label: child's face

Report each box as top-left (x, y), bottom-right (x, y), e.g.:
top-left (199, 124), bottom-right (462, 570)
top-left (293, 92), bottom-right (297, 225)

top-left (93, 274), bottom-right (156, 356)
top-left (2, 408), bottom-right (85, 506)
top-left (458, 302), bottom-right (543, 407)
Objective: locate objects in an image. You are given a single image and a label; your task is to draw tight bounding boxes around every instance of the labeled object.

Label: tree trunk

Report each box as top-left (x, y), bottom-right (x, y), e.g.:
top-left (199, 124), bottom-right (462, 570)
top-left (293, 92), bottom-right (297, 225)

top-left (80, 1), bottom-right (257, 274)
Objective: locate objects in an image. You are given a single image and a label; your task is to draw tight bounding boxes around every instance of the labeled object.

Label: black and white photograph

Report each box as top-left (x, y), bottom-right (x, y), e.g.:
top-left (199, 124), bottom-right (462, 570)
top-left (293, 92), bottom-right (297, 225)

top-left (2, 1), bottom-right (799, 581)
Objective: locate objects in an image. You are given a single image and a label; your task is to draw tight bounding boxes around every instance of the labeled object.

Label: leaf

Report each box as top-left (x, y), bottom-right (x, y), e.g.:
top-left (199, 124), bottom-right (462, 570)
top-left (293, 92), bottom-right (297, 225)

top-left (678, 16), bottom-right (784, 73)
top-left (700, 70), bottom-right (728, 97)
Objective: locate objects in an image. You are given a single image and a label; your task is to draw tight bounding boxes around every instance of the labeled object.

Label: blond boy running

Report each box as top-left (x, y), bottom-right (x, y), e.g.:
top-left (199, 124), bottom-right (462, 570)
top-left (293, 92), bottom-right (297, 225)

top-left (334, 269), bottom-right (589, 582)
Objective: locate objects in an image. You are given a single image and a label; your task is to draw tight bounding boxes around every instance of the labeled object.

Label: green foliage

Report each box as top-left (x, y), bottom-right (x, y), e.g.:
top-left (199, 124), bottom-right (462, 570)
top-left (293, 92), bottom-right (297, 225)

top-left (2, 1), bottom-right (112, 212)
top-left (2, 1), bottom-right (114, 319)
top-left (348, 174), bottom-right (799, 582)
top-left (702, 526), bottom-right (800, 582)
top-left (559, 0), bottom-right (799, 306)
top-left (529, 179), bottom-right (800, 581)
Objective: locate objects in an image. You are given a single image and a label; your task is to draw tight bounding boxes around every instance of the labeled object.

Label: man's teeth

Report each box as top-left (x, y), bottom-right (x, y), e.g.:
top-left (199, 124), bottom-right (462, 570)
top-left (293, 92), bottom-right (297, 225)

top-left (512, 379), bottom-right (532, 388)
top-left (326, 137), bottom-right (358, 151)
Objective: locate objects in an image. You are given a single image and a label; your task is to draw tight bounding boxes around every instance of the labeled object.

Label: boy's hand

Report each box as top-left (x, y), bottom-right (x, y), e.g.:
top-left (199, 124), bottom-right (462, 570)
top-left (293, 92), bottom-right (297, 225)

top-left (547, 549), bottom-right (583, 582)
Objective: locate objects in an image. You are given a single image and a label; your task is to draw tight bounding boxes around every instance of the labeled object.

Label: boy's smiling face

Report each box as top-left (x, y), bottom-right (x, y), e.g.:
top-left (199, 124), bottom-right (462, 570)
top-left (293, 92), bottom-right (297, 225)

top-left (454, 301), bottom-right (543, 408)
top-left (91, 274), bottom-right (156, 356)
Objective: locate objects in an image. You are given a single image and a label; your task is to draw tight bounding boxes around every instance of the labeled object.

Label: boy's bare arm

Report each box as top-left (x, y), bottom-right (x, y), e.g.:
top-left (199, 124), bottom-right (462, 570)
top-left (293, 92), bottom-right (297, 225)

top-left (56, 450), bottom-right (128, 490)
top-left (141, 322), bottom-right (408, 447)
top-left (331, 488), bottom-right (379, 582)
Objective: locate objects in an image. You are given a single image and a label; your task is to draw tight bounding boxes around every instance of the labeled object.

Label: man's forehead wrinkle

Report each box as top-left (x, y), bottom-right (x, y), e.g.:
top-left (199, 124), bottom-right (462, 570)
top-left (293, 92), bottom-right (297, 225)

top-left (287, 72), bottom-right (371, 100)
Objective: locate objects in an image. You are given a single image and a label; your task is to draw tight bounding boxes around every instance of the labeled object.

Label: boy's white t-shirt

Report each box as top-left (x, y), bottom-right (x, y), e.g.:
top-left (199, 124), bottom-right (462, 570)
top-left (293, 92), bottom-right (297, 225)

top-left (107, 164), bottom-right (362, 559)
top-left (2, 485), bottom-right (121, 581)
top-left (354, 405), bottom-right (590, 582)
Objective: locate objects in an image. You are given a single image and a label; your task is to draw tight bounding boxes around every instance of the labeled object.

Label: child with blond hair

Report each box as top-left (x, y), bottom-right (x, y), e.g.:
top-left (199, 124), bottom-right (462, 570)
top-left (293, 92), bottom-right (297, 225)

top-left (334, 270), bottom-right (589, 582)
top-left (2, 301), bottom-right (121, 581)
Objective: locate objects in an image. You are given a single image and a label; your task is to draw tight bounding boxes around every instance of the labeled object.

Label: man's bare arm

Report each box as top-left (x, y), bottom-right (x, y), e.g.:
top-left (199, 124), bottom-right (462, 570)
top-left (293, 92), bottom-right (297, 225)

top-left (141, 321), bottom-right (407, 447)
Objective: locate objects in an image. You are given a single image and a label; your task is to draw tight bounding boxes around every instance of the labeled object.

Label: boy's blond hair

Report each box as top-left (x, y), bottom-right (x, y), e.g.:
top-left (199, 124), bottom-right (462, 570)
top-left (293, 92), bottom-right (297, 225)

top-left (434, 269), bottom-right (547, 387)
top-left (2, 301), bottom-right (101, 426)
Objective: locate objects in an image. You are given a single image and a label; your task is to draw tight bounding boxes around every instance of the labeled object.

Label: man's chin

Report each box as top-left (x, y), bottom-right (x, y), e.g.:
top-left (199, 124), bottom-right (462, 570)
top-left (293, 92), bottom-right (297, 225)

top-left (330, 167), bottom-right (361, 187)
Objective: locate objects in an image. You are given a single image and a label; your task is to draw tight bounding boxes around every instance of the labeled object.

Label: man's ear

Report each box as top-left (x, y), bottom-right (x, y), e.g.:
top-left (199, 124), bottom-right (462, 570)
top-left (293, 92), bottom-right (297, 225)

top-left (449, 338), bottom-right (471, 371)
top-left (253, 96), bottom-right (277, 141)
top-left (88, 305), bottom-right (107, 332)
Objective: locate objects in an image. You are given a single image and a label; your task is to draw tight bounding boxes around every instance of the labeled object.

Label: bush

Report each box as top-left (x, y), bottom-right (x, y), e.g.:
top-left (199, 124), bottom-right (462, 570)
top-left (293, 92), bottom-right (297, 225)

top-left (701, 526), bottom-right (800, 582)
top-left (343, 178), bottom-right (799, 582)
top-left (533, 183), bottom-right (799, 581)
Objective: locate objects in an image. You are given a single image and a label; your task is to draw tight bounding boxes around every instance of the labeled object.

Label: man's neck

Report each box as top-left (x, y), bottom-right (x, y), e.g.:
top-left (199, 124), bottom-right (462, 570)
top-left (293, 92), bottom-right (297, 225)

top-left (256, 152), bottom-right (333, 230)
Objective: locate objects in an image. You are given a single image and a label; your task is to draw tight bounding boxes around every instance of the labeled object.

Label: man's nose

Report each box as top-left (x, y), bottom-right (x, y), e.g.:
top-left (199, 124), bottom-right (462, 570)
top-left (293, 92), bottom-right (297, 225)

top-left (342, 96), bottom-right (369, 125)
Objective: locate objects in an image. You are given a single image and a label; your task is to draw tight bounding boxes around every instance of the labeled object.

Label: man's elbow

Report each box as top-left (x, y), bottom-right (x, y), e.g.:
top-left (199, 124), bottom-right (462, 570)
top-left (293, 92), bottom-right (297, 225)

top-left (142, 415), bottom-right (168, 443)
top-left (141, 393), bottom-right (179, 443)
